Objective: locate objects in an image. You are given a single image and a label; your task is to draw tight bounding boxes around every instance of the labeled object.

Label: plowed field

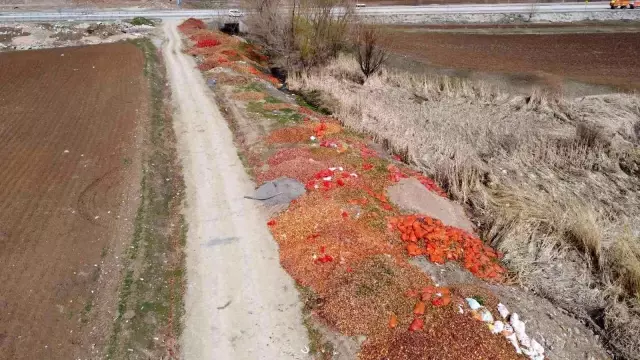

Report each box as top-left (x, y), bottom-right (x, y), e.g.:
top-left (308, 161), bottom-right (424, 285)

top-left (384, 30), bottom-right (640, 90)
top-left (0, 43), bottom-right (146, 360)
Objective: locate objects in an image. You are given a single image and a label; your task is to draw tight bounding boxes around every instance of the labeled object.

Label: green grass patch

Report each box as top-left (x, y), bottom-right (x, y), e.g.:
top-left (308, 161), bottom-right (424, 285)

top-left (237, 150), bottom-right (256, 180)
top-left (246, 101), bottom-right (303, 124)
top-left (294, 90), bottom-right (332, 115)
top-left (106, 38), bottom-right (186, 359)
top-left (235, 82), bottom-right (265, 93)
top-left (81, 298), bottom-right (94, 324)
top-left (129, 17), bottom-right (154, 26)
top-left (296, 284), bottom-right (335, 358)
top-left (264, 95), bottom-right (282, 104)
top-left (472, 295), bottom-right (486, 306)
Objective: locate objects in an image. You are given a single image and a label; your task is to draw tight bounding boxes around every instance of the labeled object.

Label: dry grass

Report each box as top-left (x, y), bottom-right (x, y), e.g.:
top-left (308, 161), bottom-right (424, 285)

top-left (289, 54), bottom-right (640, 359)
top-left (609, 234), bottom-right (640, 296)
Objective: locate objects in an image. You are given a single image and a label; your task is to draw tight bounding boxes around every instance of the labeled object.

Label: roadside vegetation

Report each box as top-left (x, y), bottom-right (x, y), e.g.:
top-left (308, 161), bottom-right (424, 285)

top-left (289, 54), bottom-right (640, 358)
top-left (129, 17), bottom-right (155, 26)
top-left (107, 39), bottom-right (186, 360)
top-left (245, 0), bottom-right (353, 69)
top-left (354, 25), bottom-right (388, 79)
top-left (240, 1), bottom-right (640, 356)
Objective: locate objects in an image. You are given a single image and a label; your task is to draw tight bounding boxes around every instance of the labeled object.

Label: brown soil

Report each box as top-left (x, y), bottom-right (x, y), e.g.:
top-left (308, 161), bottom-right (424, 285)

top-left (0, 43), bottom-right (146, 360)
top-left (387, 22), bottom-right (640, 30)
top-left (383, 30), bottom-right (640, 90)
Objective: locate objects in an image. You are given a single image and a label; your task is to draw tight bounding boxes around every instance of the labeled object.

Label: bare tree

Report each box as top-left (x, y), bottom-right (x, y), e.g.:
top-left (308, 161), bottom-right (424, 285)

top-left (526, 0), bottom-right (539, 22)
top-left (355, 26), bottom-right (388, 78)
top-left (244, 0), bottom-right (353, 69)
top-left (294, 0), bottom-right (353, 67)
top-left (245, 0), bottom-right (291, 51)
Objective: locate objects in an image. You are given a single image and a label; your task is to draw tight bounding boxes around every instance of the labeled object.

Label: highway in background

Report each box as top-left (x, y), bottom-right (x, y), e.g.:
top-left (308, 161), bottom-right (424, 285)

top-left (0, 2), bottom-right (618, 22)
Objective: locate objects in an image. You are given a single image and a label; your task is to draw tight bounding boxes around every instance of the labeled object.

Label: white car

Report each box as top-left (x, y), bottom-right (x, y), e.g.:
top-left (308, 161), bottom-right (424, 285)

top-left (228, 9), bottom-right (244, 17)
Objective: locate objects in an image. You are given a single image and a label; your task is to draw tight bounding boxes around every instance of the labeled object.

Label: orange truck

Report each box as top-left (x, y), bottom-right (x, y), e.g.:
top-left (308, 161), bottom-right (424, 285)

top-left (610, 0), bottom-right (635, 8)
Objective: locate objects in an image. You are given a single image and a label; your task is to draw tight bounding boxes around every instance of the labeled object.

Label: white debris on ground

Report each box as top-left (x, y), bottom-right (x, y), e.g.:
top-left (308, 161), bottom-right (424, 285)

top-left (465, 298), bottom-right (546, 360)
top-left (0, 20), bottom-right (155, 51)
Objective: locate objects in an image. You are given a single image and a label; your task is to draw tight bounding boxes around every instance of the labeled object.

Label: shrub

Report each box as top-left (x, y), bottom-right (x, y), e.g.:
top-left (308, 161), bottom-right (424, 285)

top-left (576, 122), bottom-right (610, 149)
top-left (355, 26), bottom-right (388, 78)
top-left (609, 236), bottom-right (640, 296)
top-left (245, 0), bottom-right (352, 69)
top-left (129, 17), bottom-right (154, 26)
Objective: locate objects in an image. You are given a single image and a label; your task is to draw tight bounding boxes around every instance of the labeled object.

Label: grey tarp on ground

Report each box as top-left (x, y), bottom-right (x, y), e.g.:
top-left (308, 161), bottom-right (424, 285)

top-left (245, 177), bottom-right (306, 207)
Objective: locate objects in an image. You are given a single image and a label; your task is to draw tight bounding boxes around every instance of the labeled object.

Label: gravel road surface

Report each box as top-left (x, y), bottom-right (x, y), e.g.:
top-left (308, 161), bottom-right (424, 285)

top-left (162, 20), bottom-right (309, 360)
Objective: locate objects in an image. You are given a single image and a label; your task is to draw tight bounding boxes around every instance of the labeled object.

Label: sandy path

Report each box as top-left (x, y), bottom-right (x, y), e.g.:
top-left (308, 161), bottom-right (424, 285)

top-left (162, 21), bottom-right (309, 360)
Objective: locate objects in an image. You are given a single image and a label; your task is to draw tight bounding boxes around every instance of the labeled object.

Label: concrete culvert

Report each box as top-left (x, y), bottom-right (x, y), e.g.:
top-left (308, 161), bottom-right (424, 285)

top-left (220, 23), bottom-right (239, 35)
top-left (270, 67), bottom-right (288, 84)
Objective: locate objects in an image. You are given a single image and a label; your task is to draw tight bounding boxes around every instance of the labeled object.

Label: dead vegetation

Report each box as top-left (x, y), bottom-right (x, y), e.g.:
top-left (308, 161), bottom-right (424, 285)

top-left (289, 54), bottom-right (640, 358)
top-left (244, 0), bottom-right (353, 68)
top-left (354, 25), bottom-right (388, 78)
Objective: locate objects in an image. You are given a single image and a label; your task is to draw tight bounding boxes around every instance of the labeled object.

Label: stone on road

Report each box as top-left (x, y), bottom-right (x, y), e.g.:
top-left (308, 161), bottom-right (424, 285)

top-left (162, 20), bottom-right (308, 360)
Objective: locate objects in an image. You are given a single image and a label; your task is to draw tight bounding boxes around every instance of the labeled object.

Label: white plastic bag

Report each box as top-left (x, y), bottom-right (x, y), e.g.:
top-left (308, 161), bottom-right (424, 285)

top-left (491, 321), bottom-right (504, 334)
top-left (465, 298), bottom-right (482, 310)
top-left (497, 303), bottom-right (510, 319)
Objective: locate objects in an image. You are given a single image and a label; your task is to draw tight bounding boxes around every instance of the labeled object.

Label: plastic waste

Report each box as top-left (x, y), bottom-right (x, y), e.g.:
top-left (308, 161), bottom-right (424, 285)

top-left (530, 339), bottom-right (544, 355)
top-left (521, 338), bottom-right (545, 360)
top-left (491, 321), bottom-right (504, 334)
top-left (466, 300), bottom-right (545, 359)
top-left (479, 308), bottom-right (494, 323)
top-left (472, 308), bottom-right (494, 323)
top-left (497, 303), bottom-right (510, 319)
top-left (506, 333), bottom-right (522, 354)
top-left (245, 177), bottom-right (306, 206)
top-left (465, 298), bottom-right (482, 310)
top-left (510, 313), bottom-right (531, 348)
top-left (502, 323), bottom-right (514, 336)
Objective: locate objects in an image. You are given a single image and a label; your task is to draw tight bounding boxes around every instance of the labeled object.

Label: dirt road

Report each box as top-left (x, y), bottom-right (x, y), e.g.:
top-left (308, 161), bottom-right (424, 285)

top-left (162, 21), bottom-right (309, 359)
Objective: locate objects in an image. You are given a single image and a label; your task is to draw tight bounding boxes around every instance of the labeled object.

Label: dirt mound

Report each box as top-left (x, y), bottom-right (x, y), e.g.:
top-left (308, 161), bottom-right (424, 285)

top-left (388, 177), bottom-right (475, 233)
